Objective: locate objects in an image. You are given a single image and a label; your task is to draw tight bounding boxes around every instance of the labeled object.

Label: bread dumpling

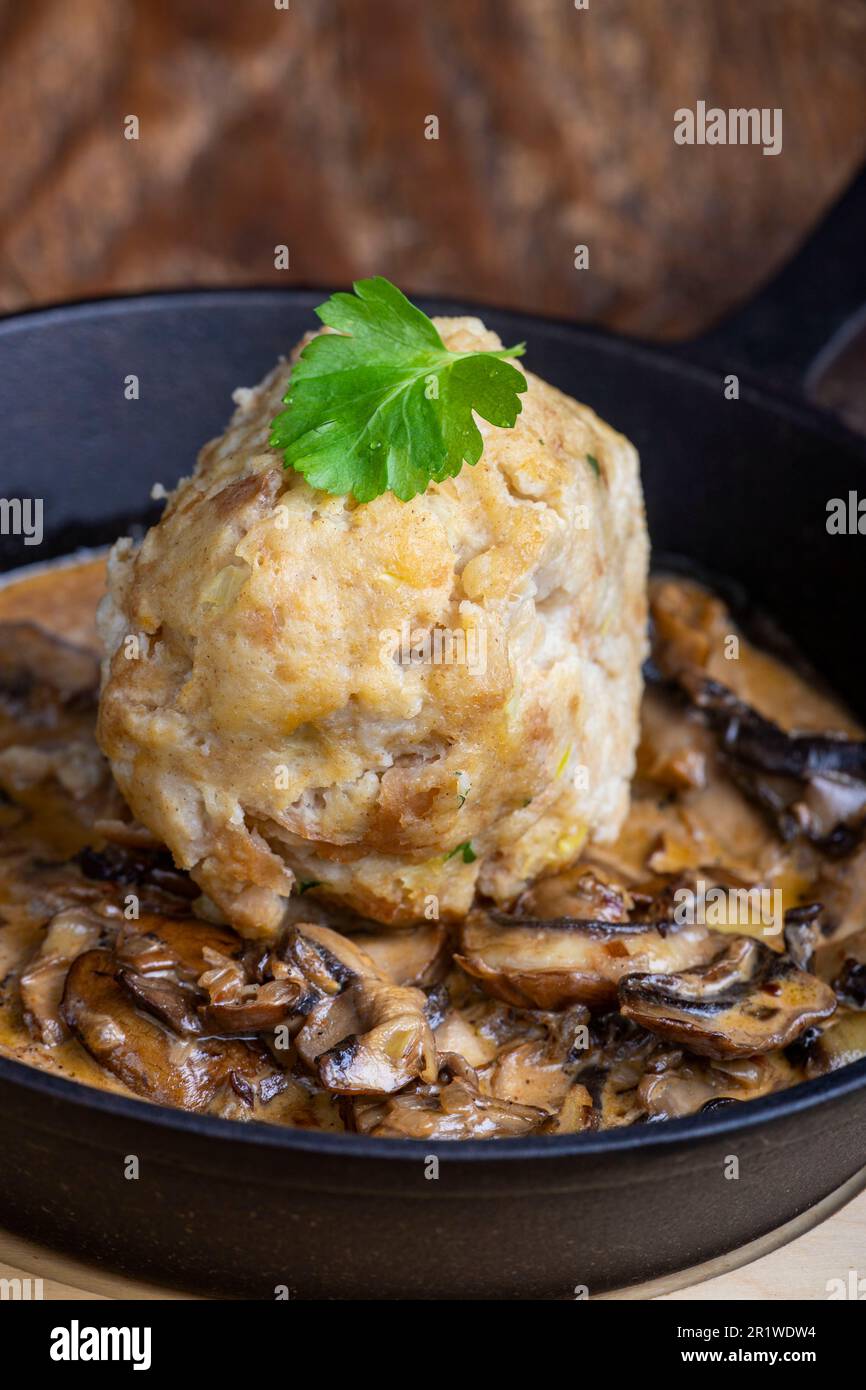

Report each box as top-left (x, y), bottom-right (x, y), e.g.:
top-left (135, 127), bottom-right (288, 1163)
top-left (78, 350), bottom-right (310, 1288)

top-left (97, 317), bottom-right (648, 936)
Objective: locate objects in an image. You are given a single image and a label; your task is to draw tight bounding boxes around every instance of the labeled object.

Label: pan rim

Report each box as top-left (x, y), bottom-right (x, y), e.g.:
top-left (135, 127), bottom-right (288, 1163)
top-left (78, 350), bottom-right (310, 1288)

top-left (1, 284), bottom-right (865, 459)
top-left (2, 285), bottom-right (866, 1165)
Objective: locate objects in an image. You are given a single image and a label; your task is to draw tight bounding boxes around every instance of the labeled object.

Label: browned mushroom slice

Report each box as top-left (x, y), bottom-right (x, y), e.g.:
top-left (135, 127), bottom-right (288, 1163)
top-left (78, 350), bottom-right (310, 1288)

top-left (516, 866), bottom-right (632, 922)
top-left (782, 903), bottom-right (823, 972)
top-left (636, 683), bottom-right (711, 792)
top-left (0, 622), bottom-right (99, 726)
top-left (649, 578), bottom-right (731, 682)
top-left (433, 989), bottom-right (522, 1061)
top-left (684, 674), bottom-right (866, 784)
top-left (812, 924), bottom-right (866, 1010)
top-left (456, 908), bottom-right (717, 1010)
top-left (115, 913), bottom-right (242, 981)
top-left (649, 579), bottom-right (866, 851)
top-left (91, 818), bottom-right (164, 851)
top-left (672, 674), bottom-right (866, 851)
top-left (619, 936), bottom-right (837, 1059)
top-left (297, 977), bottom-right (437, 1094)
top-left (562, 1013), bottom-right (665, 1128)
top-left (480, 1039), bottom-right (575, 1114)
top-left (62, 949), bottom-right (274, 1109)
top-left (284, 920), bottom-right (440, 1094)
top-left (347, 922), bottom-right (450, 986)
top-left (636, 1050), bottom-right (802, 1120)
top-left (541, 1083), bottom-right (595, 1134)
top-left (119, 968), bottom-right (203, 1036)
top-left (75, 844), bottom-right (200, 912)
top-left (352, 1055), bottom-right (546, 1139)
top-left (114, 915), bottom-right (271, 1035)
top-left (474, 1003), bottom-right (591, 1116)
top-left (197, 949), bottom-right (304, 1034)
top-left (0, 741), bottom-right (106, 801)
top-left (792, 1009), bottom-right (866, 1075)
top-left (20, 906), bottom-right (108, 1045)
top-left (281, 921), bottom-right (379, 999)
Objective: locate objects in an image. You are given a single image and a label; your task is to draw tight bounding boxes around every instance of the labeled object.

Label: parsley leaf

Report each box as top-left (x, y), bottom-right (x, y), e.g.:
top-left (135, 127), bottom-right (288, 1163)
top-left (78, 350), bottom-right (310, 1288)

top-left (269, 277), bottom-right (527, 503)
top-left (446, 840), bottom-right (477, 864)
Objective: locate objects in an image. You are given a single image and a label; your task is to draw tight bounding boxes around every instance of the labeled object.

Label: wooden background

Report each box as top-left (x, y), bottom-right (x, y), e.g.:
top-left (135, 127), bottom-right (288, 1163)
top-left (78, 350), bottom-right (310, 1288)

top-left (1, 0), bottom-right (865, 340)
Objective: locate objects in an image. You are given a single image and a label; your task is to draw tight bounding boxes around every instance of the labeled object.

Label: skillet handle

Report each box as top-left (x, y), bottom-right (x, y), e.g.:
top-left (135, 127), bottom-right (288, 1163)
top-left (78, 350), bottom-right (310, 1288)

top-left (695, 163), bottom-right (866, 393)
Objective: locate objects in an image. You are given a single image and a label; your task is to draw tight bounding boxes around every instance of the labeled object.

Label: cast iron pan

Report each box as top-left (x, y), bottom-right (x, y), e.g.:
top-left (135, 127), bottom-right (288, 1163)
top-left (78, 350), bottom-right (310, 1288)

top-left (1, 172), bottom-right (866, 1301)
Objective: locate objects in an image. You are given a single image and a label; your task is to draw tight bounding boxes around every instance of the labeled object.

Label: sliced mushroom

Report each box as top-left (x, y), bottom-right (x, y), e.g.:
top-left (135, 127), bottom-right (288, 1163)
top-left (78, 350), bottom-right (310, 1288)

top-left (114, 914), bottom-right (304, 1037)
top-left (472, 1003), bottom-right (591, 1116)
top-left (792, 1009), bottom-right (866, 1074)
top-left (541, 1083), bottom-right (594, 1134)
top-left (619, 935), bottom-right (837, 1059)
top-left (649, 578), bottom-right (731, 682)
top-left (456, 907), bottom-right (717, 1010)
top-left (275, 921), bottom-right (440, 1094)
top-left (280, 921), bottom-right (377, 999)
top-left (115, 915), bottom-right (249, 1035)
top-left (516, 866), bottom-right (632, 923)
top-left (649, 578), bottom-right (866, 852)
top-left (351, 1055), bottom-right (546, 1139)
top-left (812, 925), bottom-right (866, 1011)
top-left (677, 675), bottom-right (866, 851)
top-left (637, 1050), bottom-right (801, 1120)
top-left (119, 968), bottom-right (202, 1036)
top-left (480, 1039), bottom-right (575, 1114)
top-left (0, 741), bottom-right (106, 800)
top-left (115, 914), bottom-right (242, 980)
top-left (832, 960), bottom-right (866, 1010)
top-left (805, 844), bottom-right (866, 942)
top-left (636, 684), bottom-right (710, 792)
top-left (62, 948), bottom-right (276, 1110)
top-left (782, 903), bottom-right (823, 972)
top-left (347, 922), bottom-right (450, 987)
top-left (197, 949), bottom-right (303, 1034)
top-left (0, 622), bottom-right (98, 726)
top-left (20, 906), bottom-right (108, 1045)
top-left (76, 844), bottom-right (199, 911)
top-left (298, 978), bottom-right (437, 1094)
top-left (637, 1067), bottom-right (718, 1119)
top-left (685, 675), bottom-right (866, 783)
top-left (563, 1013), bottom-right (666, 1128)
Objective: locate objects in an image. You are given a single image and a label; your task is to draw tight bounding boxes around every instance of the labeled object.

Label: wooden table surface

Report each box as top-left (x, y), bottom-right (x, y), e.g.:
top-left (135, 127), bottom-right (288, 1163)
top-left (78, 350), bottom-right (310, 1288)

top-left (1, 0), bottom-right (866, 342)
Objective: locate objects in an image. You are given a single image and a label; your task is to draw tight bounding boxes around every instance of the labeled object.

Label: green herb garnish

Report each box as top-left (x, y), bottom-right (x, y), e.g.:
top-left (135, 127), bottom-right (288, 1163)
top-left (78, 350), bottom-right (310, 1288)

top-left (297, 879), bottom-right (322, 894)
top-left (269, 277), bottom-right (527, 503)
top-left (446, 840), bottom-right (477, 864)
top-left (586, 453), bottom-right (601, 479)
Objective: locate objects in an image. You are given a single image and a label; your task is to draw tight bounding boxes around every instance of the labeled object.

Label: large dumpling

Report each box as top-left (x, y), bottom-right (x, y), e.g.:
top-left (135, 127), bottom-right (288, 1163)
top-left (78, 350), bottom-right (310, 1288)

top-left (97, 317), bottom-right (648, 936)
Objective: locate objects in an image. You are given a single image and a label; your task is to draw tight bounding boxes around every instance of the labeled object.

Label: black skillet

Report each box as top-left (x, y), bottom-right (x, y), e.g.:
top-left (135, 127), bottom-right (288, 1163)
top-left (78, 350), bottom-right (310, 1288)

top-left (1, 171), bottom-right (866, 1301)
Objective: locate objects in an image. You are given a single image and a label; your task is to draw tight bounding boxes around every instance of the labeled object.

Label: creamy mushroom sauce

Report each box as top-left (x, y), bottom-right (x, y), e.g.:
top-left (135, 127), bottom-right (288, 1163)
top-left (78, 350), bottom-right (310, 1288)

top-left (1, 556), bottom-right (866, 1139)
